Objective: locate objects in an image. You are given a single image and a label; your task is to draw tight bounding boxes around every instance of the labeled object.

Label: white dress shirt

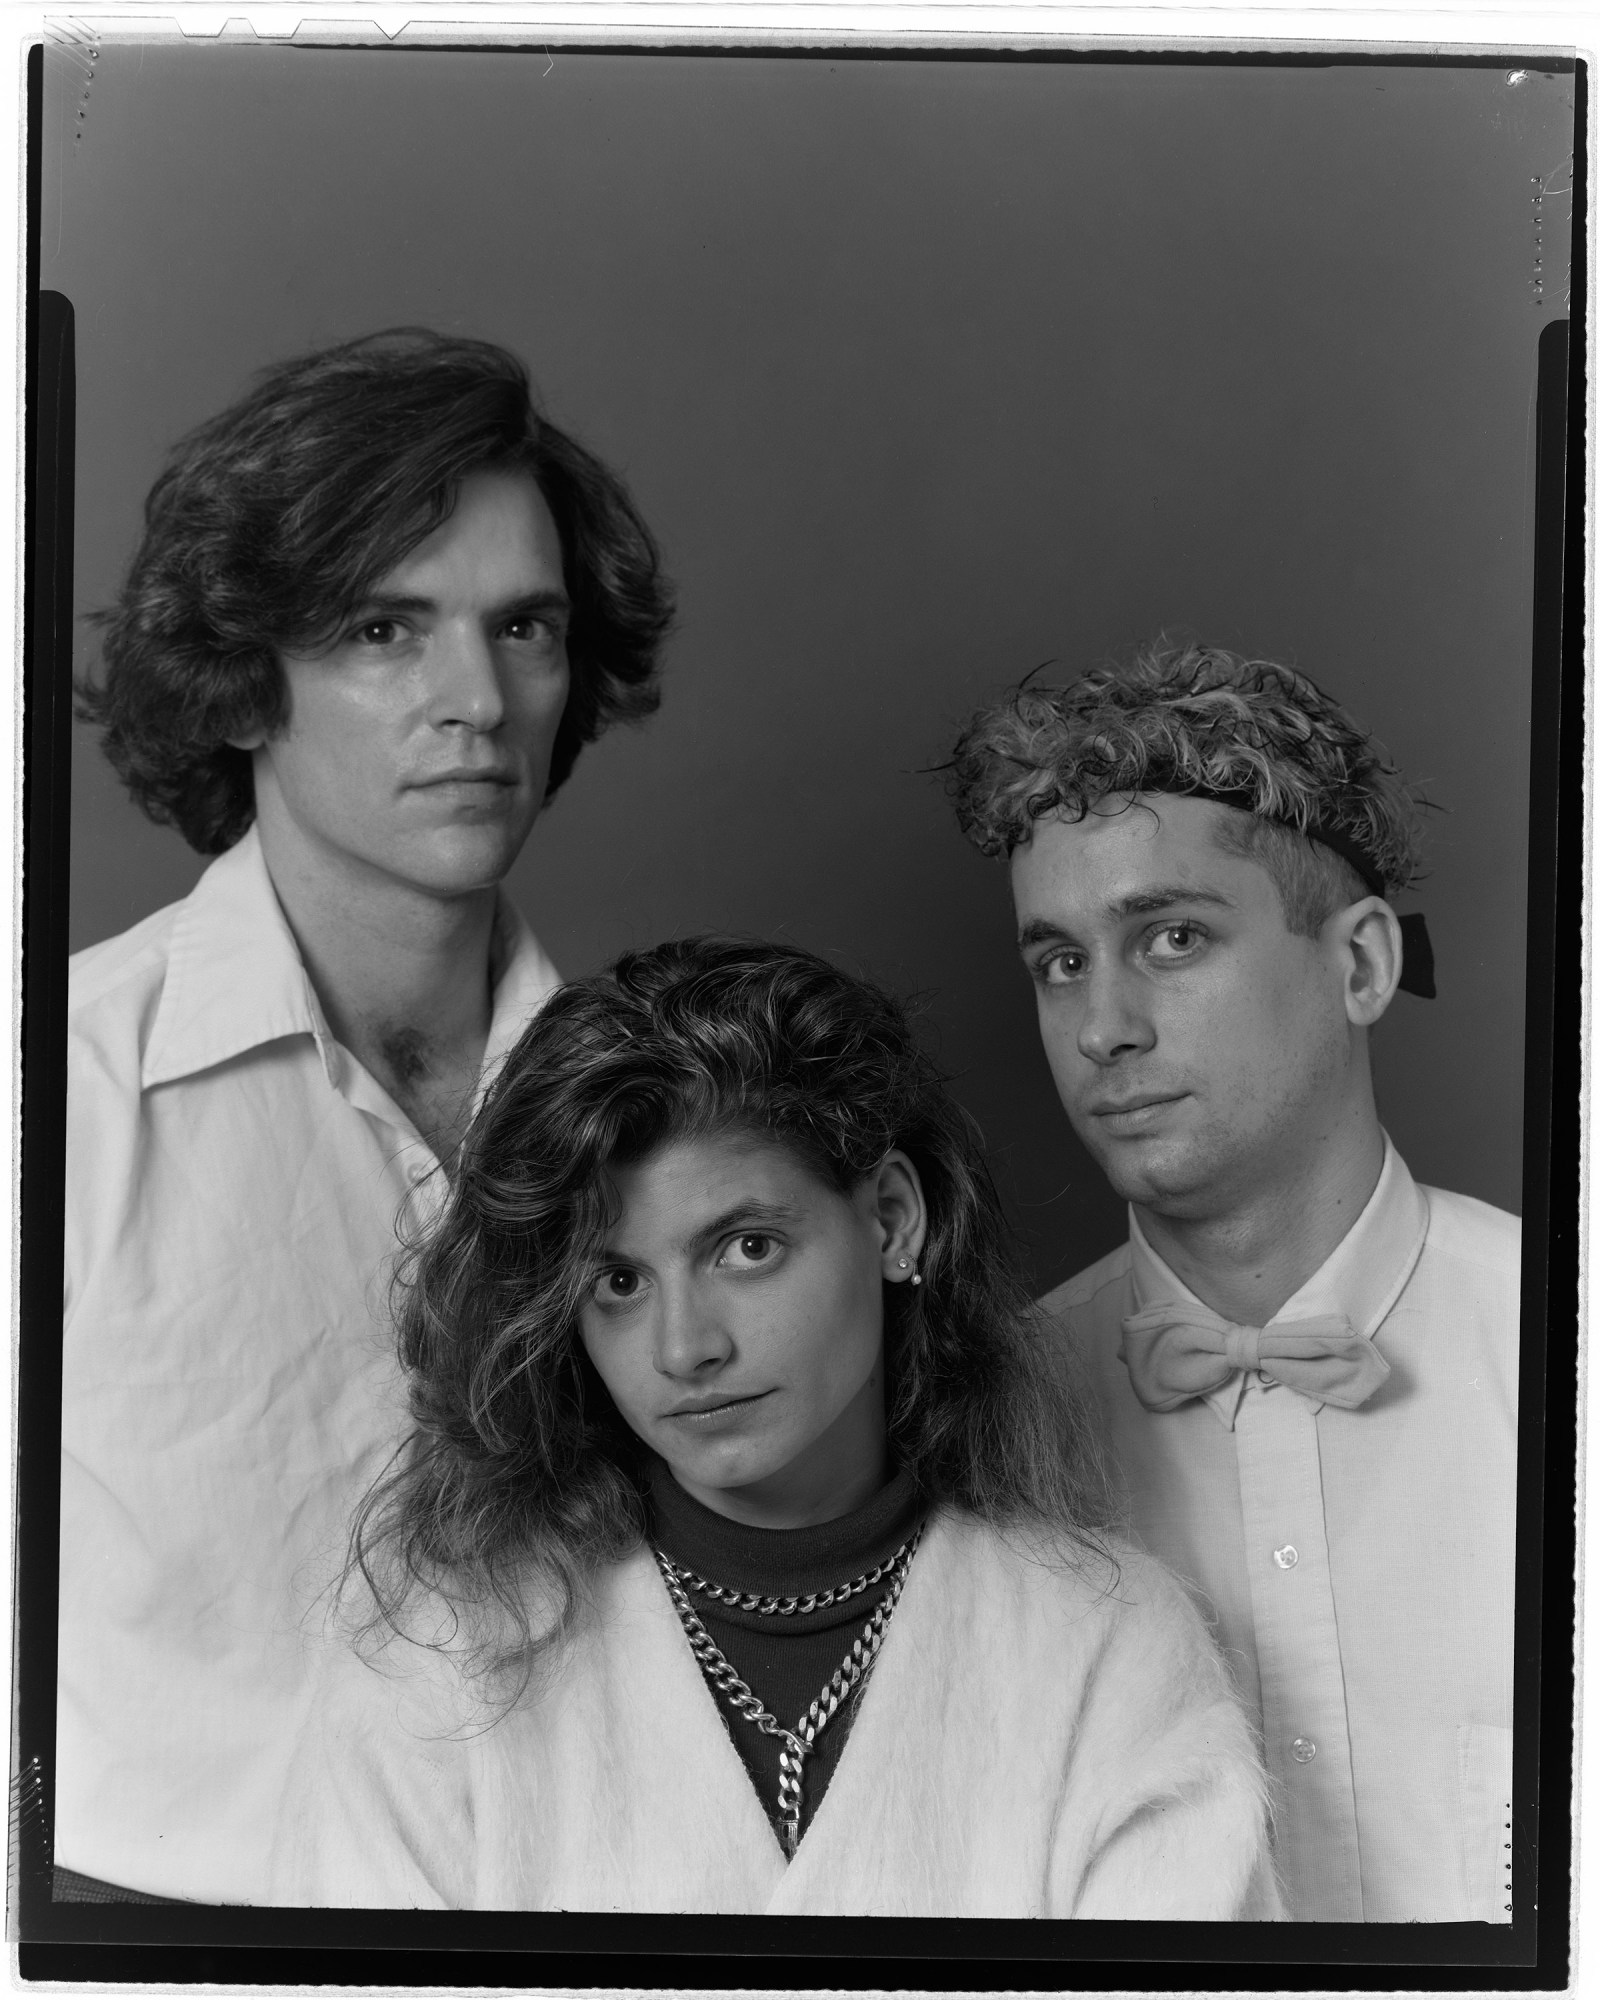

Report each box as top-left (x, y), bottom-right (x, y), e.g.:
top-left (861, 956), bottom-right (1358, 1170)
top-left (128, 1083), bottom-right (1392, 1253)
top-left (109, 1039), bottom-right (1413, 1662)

top-left (1044, 1140), bottom-right (1519, 1923)
top-left (58, 827), bottom-right (560, 1901)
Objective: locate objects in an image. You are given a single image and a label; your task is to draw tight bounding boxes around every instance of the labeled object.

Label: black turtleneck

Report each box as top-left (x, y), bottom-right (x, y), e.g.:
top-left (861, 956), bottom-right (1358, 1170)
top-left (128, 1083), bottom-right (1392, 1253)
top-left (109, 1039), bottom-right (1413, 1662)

top-left (645, 1460), bottom-right (927, 1851)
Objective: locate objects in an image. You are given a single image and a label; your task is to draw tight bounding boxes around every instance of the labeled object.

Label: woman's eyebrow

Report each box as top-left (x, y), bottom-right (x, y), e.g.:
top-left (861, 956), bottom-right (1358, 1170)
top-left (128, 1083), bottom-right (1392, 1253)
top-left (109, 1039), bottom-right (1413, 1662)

top-left (683, 1200), bottom-right (800, 1256)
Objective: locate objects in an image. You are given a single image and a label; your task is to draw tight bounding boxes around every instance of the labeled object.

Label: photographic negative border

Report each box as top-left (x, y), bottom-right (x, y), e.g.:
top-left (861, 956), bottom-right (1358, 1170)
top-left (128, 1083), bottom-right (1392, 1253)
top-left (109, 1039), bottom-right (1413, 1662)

top-left (9, 22), bottom-right (1587, 1990)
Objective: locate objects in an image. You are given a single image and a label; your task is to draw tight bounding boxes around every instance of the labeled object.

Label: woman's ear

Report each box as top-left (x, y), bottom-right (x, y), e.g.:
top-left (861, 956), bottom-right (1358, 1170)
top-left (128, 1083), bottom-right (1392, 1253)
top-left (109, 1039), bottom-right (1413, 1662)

top-left (870, 1149), bottom-right (929, 1285)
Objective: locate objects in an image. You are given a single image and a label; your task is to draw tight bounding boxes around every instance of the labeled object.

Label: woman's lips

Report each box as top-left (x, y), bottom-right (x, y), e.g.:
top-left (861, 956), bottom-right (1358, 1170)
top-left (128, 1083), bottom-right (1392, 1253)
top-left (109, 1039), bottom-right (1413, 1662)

top-left (663, 1390), bottom-right (776, 1430)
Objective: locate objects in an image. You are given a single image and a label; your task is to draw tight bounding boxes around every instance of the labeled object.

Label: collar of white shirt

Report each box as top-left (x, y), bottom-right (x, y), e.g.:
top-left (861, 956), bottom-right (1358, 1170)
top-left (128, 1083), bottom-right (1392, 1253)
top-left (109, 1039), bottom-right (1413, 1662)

top-left (1126, 1136), bottom-right (1431, 1429)
top-left (140, 825), bottom-right (560, 1113)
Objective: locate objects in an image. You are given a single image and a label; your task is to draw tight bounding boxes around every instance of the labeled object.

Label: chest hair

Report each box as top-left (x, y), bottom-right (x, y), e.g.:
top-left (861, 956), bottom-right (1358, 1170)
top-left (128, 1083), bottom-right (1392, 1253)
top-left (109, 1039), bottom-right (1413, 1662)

top-left (373, 1026), bottom-right (480, 1168)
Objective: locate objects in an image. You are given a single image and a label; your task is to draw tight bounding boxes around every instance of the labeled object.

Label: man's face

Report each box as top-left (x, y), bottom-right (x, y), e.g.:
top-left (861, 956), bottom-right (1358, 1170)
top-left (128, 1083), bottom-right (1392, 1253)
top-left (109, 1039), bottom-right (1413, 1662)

top-left (246, 468), bottom-right (571, 904)
top-left (1009, 794), bottom-right (1359, 1221)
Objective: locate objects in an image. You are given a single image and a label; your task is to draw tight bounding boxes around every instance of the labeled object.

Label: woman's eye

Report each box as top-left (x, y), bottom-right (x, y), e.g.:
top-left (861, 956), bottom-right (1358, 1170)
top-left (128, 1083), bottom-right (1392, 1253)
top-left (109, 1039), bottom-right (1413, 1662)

top-left (719, 1233), bottom-right (780, 1269)
top-left (591, 1267), bottom-right (645, 1306)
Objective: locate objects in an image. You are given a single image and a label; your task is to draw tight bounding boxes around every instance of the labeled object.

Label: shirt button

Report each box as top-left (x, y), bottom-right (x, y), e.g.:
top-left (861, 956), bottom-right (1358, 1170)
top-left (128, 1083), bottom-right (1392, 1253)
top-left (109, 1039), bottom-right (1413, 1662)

top-left (1273, 1544), bottom-right (1299, 1569)
top-left (1291, 1736), bottom-right (1317, 1764)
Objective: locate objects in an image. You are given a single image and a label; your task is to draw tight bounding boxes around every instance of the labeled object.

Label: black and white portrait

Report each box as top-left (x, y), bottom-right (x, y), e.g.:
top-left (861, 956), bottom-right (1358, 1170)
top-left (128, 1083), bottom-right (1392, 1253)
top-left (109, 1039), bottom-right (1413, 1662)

top-left (14, 16), bottom-right (1580, 1986)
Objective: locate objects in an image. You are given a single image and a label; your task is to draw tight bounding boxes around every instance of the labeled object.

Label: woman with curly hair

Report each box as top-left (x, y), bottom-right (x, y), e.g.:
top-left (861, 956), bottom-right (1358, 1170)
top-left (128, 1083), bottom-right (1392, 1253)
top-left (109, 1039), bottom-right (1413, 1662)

top-left (274, 937), bottom-right (1278, 1918)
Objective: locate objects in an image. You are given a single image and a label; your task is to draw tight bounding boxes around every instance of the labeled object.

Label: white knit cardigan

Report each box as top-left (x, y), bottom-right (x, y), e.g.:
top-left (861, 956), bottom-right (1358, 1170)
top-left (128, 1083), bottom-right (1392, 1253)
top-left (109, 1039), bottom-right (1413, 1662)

top-left (270, 1510), bottom-right (1280, 1918)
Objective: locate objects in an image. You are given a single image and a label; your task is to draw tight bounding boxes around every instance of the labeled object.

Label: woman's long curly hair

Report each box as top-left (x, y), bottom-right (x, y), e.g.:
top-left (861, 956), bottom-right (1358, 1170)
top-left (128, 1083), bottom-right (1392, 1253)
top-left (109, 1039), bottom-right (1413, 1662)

top-left (78, 328), bottom-right (675, 854)
top-left (351, 936), bottom-right (1110, 1690)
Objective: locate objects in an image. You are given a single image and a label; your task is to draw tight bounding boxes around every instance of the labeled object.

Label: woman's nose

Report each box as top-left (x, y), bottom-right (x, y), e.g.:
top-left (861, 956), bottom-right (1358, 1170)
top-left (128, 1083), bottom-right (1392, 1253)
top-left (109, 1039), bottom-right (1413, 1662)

top-left (652, 1285), bottom-right (734, 1377)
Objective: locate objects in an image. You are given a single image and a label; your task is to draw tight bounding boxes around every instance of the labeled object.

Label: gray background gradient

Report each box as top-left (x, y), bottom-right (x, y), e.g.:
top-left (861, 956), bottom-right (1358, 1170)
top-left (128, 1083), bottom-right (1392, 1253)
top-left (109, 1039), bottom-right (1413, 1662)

top-left (44, 43), bottom-right (1573, 1288)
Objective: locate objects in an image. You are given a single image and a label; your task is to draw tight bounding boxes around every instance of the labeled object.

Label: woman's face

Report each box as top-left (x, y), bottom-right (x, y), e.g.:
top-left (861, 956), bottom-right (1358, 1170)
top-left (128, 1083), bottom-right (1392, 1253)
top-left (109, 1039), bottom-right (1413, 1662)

top-left (578, 1131), bottom-right (926, 1530)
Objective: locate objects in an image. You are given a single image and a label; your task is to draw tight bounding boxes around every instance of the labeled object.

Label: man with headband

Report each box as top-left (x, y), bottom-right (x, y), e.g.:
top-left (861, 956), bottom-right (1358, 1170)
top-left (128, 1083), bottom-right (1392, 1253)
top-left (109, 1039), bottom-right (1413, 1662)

top-left (948, 642), bottom-right (1518, 1922)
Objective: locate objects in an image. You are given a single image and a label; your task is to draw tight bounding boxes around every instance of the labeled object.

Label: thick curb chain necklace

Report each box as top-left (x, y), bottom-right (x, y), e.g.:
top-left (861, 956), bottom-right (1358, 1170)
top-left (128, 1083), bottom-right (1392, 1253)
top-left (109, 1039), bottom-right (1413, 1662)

top-left (651, 1524), bottom-right (923, 1860)
top-left (663, 1532), bottom-right (922, 1618)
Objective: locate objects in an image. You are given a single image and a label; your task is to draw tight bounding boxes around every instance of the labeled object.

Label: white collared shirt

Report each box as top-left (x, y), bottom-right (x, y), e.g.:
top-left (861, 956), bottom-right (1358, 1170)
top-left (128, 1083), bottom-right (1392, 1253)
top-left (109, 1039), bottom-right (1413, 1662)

top-left (58, 827), bottom-right (561, 1901)
top-left (1045, 1140), bottom-right (1519, 1923)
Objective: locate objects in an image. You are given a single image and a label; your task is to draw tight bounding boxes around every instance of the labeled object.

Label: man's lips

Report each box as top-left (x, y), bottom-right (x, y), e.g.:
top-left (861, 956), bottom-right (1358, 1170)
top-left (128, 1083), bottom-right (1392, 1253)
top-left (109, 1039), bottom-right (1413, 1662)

top-left (410, 768), bottom-right (519, 788)
top-left (1085, 1092), bottom-right (1188, 1129)
top-left (1086, 1091), bottom-right (1183, 1116)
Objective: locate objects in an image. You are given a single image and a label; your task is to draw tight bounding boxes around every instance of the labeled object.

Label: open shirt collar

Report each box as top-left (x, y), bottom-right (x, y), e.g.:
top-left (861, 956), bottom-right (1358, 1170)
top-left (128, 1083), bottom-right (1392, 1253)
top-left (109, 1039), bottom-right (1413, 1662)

top-left (141, 826), bottom-right (560, 1112)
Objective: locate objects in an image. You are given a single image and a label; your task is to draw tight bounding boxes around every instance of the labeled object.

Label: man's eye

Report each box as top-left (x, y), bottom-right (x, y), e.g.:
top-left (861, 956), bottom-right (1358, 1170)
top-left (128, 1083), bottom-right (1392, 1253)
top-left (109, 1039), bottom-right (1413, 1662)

top-left (1147, 923), bottom-right (1206, 960)
top-left (504, 614), bottom-right (565, 646)
top-left (1038, 951), bottom-right (1087, 986)
top-left (718, 1233), bottom-right (780, 1270)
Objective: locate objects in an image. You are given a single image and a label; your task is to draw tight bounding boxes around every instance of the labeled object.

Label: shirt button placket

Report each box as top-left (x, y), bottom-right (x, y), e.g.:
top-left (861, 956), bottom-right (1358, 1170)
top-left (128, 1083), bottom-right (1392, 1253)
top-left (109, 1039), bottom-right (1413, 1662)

top-left (1276, 1549), bottom-right (1313, 1756)
top-left (1232, 1389), bottom-right (1363, 1918)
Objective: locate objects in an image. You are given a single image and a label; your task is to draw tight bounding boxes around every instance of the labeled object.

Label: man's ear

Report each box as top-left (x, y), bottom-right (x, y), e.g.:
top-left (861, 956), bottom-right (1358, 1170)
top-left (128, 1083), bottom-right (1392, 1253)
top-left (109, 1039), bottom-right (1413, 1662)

top-left (1327, 898), bottom-right (1403, 1027)
top-left (226, 672), bottom-right (288, 753)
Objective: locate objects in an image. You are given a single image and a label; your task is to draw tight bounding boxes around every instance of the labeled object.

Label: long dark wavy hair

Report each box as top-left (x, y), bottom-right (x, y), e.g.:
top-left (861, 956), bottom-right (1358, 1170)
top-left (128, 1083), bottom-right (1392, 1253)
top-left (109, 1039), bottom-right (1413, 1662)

top-left (352, 936), bottom-right (1110, 1689)
top-left (78, 328), bottom-right (675, 854)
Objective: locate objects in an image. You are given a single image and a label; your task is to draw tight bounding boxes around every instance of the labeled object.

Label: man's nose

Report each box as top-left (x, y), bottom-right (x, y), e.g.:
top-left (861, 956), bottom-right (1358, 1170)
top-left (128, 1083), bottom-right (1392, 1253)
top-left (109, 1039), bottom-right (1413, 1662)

top-left (426, 622), bottom-right (506, 732)
top-left (1075, 965), bottom-right (1156, 1066)
top-left (651, 1284), bottom-right (734, 1378)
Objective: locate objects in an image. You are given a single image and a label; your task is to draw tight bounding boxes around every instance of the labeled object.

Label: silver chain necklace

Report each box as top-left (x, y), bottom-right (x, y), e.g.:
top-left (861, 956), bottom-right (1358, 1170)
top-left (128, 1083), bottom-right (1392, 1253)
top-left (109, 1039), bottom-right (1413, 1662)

top-left (651, 1524), bottom-right (922, 1859)
top-left (658, 1532), bottom-right (922, 1618)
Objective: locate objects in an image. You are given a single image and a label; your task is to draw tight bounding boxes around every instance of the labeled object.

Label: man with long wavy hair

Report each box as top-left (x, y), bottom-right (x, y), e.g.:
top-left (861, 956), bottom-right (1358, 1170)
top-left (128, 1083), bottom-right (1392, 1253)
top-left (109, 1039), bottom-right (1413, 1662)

top-left (947, 643), bottom-right (1518, 1923)
top-left (61, 330), bottom-right (674, 1903)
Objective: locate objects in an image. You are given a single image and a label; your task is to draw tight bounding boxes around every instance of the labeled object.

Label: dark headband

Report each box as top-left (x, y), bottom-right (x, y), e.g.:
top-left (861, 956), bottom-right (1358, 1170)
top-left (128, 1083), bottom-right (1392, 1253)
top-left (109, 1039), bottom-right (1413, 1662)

top-left (1166, 785), bottom-right (1435, 999)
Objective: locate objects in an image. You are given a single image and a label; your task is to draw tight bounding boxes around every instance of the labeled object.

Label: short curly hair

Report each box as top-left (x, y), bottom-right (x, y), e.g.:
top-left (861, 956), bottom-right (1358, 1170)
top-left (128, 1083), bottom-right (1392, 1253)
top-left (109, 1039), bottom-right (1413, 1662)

top-left (948, 642), bottom-right (1427, 935)
top-left (78, 328), bottom-right (676, 855)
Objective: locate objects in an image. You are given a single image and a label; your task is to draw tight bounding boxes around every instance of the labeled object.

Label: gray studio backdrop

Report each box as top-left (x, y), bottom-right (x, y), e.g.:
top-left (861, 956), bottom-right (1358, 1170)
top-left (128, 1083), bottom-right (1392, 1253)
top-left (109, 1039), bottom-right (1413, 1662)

top-left (44, 42), bottom-right (1572, 1290)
